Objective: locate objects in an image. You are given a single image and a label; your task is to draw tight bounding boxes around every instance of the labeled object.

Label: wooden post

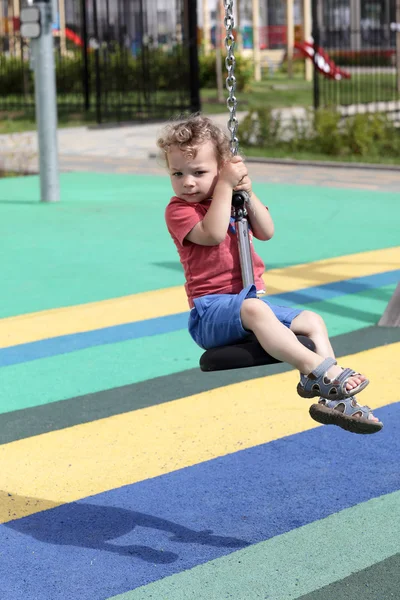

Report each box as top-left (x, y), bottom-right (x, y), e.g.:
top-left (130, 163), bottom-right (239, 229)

top-left (287, 0), bottom-right (294, 78)
top-left (252, 0), bottom-right (261, 81)
top-left (216, 0), bottom-right (224, 102)
top-left (59, 0), bottom-right (67, 56)
top-left (236, 0), bottom-right (243, 52)
top-left (202, 0), bottom-right (211, 55)
top-left (396, 0), bottom-right (400, 93)
top-left (378, 283), bottom-right (400, 327)
top-left (303, 0), bottom-right (312, 82)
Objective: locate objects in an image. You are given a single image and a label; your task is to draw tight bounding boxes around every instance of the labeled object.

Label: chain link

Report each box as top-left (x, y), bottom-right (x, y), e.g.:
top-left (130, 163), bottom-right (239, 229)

top-left (223, 0), bottom-right (239, 155)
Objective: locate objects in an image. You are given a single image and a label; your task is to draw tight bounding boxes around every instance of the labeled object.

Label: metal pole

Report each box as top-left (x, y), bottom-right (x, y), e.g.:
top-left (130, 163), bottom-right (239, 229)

top-left (31, 0), bottom-right (60, 202)
top-left (81, 0), bottom-right (90, 111)
top-left (186, 0), bottom-right (201, 112)
top-left (233, 192), bottom-right (255, 288)
top-left (311, 0), bottom-right (320, 110)
top-left (92, 0), bottom-right (102, 124)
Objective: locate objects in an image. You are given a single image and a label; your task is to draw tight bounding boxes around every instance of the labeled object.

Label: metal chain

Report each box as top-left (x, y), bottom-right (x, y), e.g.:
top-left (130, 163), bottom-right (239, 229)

top-left (223, 0), bottom-right (239, 155)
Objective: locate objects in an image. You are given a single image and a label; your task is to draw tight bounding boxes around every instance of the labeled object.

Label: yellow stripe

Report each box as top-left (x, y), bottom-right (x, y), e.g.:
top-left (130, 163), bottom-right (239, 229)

top-left (1, 342), bottom-right (398, 524)
top-left (0, 246), bottom-right (399, 348)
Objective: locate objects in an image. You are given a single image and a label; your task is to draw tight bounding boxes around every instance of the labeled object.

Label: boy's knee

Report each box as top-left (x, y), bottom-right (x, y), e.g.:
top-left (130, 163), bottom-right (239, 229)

top-left (300, 310), bottom-right (327, 333)
top-left (241, 298), bottom-right (272, 327)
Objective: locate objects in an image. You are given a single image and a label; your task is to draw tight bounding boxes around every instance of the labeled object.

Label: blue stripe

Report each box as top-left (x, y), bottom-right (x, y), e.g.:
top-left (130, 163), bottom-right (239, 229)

top-left (271, 269), bottom-right (400, 307)
top-left (0, 402), bottom-right (398, 599)
top-left (0, 312), bottom-right (189, 367)
top-left (0, 269), bottom-right (399, 368)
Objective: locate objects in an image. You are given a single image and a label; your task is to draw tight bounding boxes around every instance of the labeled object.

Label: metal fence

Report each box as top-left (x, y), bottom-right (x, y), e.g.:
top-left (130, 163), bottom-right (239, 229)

top-left (0, 0), bottom-right (200, 124)
top-left (312, 0), bottom-right (400, 114)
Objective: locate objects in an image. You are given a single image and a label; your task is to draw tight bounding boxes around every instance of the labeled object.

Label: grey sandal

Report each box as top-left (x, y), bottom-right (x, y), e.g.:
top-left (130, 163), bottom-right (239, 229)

top-left (309, 397), bottom-right (383, 434)
top-left (297, 357), bottom-right (369, 401)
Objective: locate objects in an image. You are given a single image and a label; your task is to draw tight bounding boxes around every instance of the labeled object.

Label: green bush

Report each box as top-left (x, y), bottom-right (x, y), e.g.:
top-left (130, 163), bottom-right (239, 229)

top-left (239, 107), bottom-right (281, 146)
top-left (0, 46), bottom-right (195, 97)
top-left (198, 51), bottom-right (253, 92)
top-left (313, 108), bottom-right (343, 155)
top-left (343, 112), bottom-right (400, 156)
top-left (0, 56), bottom-right (33, 95)
top-left (329, 50), bottom-right (394, 67)
top-left (240, 105), bottom-right (400, 159)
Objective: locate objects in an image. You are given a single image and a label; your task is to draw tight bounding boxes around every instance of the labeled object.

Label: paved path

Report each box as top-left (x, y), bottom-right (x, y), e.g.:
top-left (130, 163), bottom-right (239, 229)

top-left (1, 112), bottom-right (400, 192)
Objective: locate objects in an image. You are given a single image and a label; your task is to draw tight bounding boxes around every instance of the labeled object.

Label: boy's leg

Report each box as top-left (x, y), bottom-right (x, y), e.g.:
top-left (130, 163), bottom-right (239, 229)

top-left (289, 309), bottom-right (380, 425)
top-left (290, 310), bottom-right (335, 359)
top-left (241, 299), bottom-right (364, 390)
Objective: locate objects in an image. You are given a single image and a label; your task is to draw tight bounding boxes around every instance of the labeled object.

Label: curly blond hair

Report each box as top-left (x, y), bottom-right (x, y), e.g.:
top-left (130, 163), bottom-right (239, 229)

top-left (156, 114), bottom-right (232, 166)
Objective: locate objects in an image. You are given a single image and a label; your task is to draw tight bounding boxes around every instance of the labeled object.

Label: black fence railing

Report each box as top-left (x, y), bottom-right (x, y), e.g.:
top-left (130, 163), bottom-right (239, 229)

top-left (0, 0), bottom-right (200, 124)
top-left (312, 0), bottom-right (400, 114)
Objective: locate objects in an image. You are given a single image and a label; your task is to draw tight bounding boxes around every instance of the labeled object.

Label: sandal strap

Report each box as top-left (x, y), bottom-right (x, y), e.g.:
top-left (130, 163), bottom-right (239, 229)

top-left (333, 367), bottom-right (359, 394)
top-left (319, 397), bottom-right (374, 419)
top-left (308, 357), bottom-right (337, 380)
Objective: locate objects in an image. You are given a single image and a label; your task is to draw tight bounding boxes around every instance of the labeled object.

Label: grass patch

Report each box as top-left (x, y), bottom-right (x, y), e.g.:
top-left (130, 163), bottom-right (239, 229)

top-left (202, 75), bottom-right (313, 112)
top-left (0, 169), bottom-right (32, 178)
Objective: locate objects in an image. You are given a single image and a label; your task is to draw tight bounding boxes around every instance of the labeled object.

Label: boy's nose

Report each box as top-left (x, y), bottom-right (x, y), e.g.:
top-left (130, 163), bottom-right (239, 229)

top-left (183, 176), bottom-right (195, 188)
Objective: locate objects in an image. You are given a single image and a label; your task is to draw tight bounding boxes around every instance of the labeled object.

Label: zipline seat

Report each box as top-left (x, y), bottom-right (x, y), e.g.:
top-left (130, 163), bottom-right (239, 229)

top-left (200, 334), bottom-right (315, 371)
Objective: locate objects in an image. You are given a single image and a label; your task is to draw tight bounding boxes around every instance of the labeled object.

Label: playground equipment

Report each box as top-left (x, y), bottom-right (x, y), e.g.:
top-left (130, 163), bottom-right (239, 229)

top-left (295, 40), bottom-right (351, 80)
top-left (379, 285), bottom-right (400, 328)
top-left (53, 26), bottom-right (83, 48)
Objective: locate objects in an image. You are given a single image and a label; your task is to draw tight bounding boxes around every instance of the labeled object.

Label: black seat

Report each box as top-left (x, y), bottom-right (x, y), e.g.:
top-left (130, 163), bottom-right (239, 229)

top-left (200, 334), bottom-right (315, 371)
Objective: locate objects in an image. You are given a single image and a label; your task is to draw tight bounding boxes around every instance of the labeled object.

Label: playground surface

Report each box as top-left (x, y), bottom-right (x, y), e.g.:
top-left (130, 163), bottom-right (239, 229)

top-left (0, 155), bottom-right (400, 599)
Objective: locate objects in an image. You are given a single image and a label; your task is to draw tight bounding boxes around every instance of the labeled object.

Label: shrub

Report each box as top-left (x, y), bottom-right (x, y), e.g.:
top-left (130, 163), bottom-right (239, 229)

top-left (329, 50), bottom-right (395, 67)
top-left (313, 108), bottom-right (343, 155)
top-left (239, 105), bottom-right (400, 159)
top-left (239, 107), bottom-right (281, 146)
top-left (198, 50), bottom-right (253, 92)
top-left (0, 46), bottom-right (195, 97)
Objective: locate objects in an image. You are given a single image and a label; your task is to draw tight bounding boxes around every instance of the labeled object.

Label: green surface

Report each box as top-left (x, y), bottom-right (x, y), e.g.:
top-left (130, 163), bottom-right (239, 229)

top-left (1, 172), bottom-right (399, 317)
top-left (108, 491), bottom-right (400, 600)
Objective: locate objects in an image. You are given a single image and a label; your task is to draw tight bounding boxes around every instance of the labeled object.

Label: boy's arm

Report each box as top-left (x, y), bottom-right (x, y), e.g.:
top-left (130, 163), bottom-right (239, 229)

top-left (232, 172), bottom-right (274, 241)
top-left (186, 157), bottom-right (248, 246)
top-left (246, 192), bottom-right (275, 241)
top-left (186, 179), bottom-right (233, 245)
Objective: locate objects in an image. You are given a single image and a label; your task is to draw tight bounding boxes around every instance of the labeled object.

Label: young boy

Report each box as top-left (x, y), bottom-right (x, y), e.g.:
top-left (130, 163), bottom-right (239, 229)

top-left (157, 114), bottom-right (382, 435)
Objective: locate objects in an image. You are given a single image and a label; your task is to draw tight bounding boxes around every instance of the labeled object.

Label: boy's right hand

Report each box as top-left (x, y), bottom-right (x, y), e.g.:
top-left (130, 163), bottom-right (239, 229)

top-left (219, 156), bottom-right (248, 189)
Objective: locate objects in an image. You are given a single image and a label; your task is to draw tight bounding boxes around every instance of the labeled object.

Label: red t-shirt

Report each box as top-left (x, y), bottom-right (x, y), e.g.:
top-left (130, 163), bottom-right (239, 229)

top-left (165, 196), bottom-right (266, 308)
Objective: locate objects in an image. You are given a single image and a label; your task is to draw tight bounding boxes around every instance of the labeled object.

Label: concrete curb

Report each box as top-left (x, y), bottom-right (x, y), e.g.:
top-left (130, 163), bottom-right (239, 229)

top-left (148, 152), bottom-right (400, 172)
top-left (244, 156), bottom-right (400, 172)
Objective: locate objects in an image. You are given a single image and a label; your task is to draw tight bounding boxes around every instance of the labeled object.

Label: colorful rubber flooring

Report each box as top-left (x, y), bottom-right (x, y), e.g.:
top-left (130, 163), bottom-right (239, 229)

top-left (1, 172), bottom-right (400, 599)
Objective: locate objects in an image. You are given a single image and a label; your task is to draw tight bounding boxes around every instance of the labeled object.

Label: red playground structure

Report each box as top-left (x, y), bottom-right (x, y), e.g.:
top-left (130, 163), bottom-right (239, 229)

top-left (295, 40), bottom-right (351, 80)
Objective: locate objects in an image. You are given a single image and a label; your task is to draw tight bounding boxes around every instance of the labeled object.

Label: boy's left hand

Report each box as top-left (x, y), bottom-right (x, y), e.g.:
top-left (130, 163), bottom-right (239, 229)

top-left (233, 174), bottom-right (252, 195)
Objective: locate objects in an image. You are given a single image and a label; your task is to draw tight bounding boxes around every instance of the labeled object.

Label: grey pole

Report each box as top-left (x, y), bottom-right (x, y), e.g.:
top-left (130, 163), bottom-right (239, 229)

top-left (30, 0), bottom-right (60, 202)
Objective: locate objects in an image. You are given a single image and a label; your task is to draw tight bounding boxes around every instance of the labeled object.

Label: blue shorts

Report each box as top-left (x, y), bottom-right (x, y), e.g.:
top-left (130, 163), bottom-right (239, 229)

top-left (188, 284), bottom-right (302, 350)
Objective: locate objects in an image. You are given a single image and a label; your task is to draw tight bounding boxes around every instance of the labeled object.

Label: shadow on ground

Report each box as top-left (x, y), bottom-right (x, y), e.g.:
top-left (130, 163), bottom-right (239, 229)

top-left (3, 492), bottom-right (250, 564)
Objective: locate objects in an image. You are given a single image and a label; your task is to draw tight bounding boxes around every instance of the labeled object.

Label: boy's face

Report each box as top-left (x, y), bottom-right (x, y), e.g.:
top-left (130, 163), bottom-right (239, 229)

top-left (167, 140), bottom-right (219, 203)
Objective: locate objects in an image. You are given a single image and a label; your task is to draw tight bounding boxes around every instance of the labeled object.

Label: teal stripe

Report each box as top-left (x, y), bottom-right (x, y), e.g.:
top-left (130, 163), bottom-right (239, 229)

top-left (108, 491), bottom-right (400, 600)
top-left (1, 272), bottom-right (398, 369)
top-left (1, 172), bottom-right (399, 318)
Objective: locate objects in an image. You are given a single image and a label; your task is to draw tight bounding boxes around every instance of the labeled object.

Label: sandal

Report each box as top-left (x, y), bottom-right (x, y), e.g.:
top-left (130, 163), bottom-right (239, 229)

top-left (309, 397), bottom-right (383, 434)
top-left (297, 357), bottom-right (369, 401)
